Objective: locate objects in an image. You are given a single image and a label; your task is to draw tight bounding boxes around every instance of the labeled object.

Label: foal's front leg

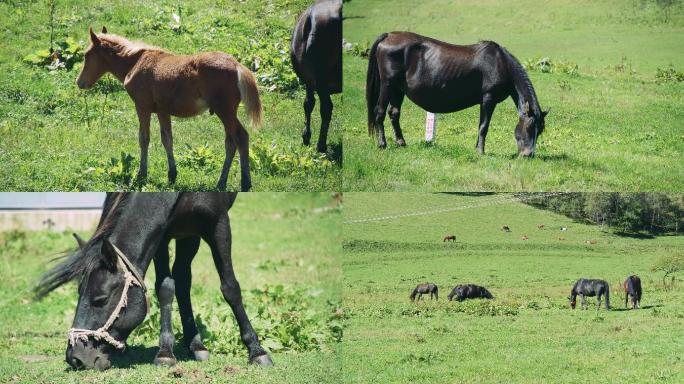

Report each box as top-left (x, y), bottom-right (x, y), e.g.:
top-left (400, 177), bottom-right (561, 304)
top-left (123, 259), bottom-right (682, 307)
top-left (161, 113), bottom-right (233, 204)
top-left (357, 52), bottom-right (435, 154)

top-left (158, 113), bottom-right (177, 184)
top-left (135, 108), bottom-right (151, 183)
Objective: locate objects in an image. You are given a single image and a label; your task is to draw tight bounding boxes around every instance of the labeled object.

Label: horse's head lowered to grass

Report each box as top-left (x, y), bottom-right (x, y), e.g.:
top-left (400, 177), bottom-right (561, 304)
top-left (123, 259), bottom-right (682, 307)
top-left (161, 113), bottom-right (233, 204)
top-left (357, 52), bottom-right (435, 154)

top-left (515, 102), bottom-right (548, 157)
top-left (35, 233), bottom-right (148, 370)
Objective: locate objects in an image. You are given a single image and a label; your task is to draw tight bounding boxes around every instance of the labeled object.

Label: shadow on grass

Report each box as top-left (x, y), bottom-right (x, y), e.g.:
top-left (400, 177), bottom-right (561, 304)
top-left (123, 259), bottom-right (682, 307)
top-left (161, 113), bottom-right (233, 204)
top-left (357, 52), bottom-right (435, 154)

top-left (328, 141), bottom-right (343, 166)
top-left (611, 304), bottom-right (663, 312)
top-left (110, 344), bottom-right (198, 369)
top-left (612, 232), bottom-right (656, 239)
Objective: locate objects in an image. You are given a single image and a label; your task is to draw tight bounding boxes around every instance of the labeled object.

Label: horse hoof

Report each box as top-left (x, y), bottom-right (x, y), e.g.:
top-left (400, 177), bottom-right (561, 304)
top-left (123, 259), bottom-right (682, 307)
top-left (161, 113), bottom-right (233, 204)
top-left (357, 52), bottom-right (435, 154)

top-left (193, 350), bottom-right (210, 361)
top-left (316, 144), bottom-right (327, 153)
top-left (396, 139), bottom-right (406, 147)
top-left (168, 171), bottom-right (177, 184)
top-left (154, 356), bottom-right (177, 367)
top-left (378, 142), bottom-right (387, 149)
top-left (249, 354), bottom-right (273, 366)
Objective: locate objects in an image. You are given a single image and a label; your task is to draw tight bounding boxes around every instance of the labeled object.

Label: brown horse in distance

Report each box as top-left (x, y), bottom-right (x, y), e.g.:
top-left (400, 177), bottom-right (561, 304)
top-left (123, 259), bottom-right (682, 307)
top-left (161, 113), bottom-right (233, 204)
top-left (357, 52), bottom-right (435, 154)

top-left (291, 0), bottom-right (342, 152)
top-left (76, 27), bottom-right (261, 191)
top-left (443, 235), bottom-right (456, 242)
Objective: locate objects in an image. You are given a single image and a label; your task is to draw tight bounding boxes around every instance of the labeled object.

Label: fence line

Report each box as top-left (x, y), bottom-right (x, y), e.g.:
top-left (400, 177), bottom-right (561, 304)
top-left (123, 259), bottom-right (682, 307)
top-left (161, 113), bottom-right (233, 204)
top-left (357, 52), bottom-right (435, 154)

top-left (343, 192), bottom-right (568, 224)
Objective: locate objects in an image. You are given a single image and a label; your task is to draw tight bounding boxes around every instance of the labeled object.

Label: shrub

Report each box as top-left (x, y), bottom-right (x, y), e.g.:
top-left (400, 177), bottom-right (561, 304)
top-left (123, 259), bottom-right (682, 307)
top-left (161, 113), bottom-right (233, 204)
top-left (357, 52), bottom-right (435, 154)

top-left (651, 253), bottom-right (684, 286)
top-left (22, 38), bottom-right (84, 72)
top-left (523, 57), bottom-right (579, 76)
top-left (655, 66), bottom-right (684, 83)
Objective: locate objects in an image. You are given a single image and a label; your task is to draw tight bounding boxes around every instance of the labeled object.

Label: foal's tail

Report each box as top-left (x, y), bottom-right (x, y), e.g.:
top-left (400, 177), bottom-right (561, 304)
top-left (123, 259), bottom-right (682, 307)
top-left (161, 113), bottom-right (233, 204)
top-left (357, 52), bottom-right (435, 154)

top-left (236, 63), bottom-right (262, 128)
top-left (366, 32), bottom-right (388, 136)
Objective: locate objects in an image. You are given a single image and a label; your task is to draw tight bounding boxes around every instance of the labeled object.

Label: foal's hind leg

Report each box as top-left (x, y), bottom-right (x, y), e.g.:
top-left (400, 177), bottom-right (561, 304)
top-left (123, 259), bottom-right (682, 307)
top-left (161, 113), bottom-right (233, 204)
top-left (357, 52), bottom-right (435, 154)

top-left (215, 104), bottom-right (250, 191)
top-left (476, 94), bottom-right (496, 155)
top-left (158, 113), bottom-right (177, 184)
top-left (389, 91), bottom-right (406, 146)
top-left (172, 237), bottom-right (209, 361)
top-left (316, 85), bottom-right (333, 153)
top-left (135, 108), bottom-right (151, 183)
top-left (206, 213), bottom-right (272, 365)
top-left (302, 86), bottom-right (315, 146)
top-left (153, 243), bottom-right (177, 366)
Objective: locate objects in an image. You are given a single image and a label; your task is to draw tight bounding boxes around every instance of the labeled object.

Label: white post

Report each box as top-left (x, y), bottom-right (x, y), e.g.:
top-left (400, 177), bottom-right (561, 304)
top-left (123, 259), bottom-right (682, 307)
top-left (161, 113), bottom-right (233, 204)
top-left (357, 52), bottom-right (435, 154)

top-left (425, 112), bottom-right (437, 142)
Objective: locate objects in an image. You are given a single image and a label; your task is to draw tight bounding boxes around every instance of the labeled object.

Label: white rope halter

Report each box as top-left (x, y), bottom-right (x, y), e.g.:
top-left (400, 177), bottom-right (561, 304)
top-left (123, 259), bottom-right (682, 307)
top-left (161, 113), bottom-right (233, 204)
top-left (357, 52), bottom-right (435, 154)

top-left (67, 243), bottom-right (147, 350)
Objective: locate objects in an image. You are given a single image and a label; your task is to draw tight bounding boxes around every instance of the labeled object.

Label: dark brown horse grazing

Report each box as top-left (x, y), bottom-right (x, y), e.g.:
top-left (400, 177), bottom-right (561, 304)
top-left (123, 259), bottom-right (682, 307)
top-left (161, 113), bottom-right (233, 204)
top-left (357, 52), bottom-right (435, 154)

top-left (443, 235), bottom-right (456, 242)
top-left (410, 283), bottom-right (438, 301)
top-left (367, 31), bottom-right (548, 156)
top-left (77, 27), bottom-right (261, 191)
top-left (35, 193), bottom-right (272, 370)
top-left (624, 275), bottom-right (642, 309)
top-left (568, 278), bottom-right (610, 310)
top-left (291, 0), bottom-right (342, 152)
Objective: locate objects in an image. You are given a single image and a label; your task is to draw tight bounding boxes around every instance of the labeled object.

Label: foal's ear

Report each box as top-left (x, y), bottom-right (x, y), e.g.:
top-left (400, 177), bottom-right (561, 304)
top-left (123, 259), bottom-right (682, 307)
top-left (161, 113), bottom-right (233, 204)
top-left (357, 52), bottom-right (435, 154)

top-left (89, 27), bottom-right (101, 46)
top-left (101, 26), bottom-right (108, 34)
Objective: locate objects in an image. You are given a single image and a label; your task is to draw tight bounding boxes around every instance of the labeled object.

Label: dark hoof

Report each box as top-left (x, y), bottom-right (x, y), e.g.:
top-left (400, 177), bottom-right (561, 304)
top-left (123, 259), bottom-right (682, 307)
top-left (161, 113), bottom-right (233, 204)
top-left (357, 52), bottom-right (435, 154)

top-left (240, 182), bottom-right (252, 192)
top-left (378, 142), bottom-right (387, 149)
top-left (168, 170), bottom-right (177, 184)
top-left (302, 136), bottom-right (311, 146)
top-left (316, 144), bottom-right (327, 153)
top-left (249, 354), bottom-right (273, 366)
top-left (216, 181), bottom-right (227, 191)
top-left (193, 350), bottom-right (210, 361)
top-left (154, 356), bottom-right (177, 367)
top-left (396, 139), bottom-right (406, 147)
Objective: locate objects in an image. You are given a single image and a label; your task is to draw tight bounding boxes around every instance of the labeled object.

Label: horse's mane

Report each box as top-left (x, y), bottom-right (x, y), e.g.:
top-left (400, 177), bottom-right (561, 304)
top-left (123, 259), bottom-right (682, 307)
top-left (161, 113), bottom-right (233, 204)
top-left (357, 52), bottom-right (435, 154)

top-left (497, 44), bottom-right (543, 123)
top-left (97, 33), bottom-right (165, 57)
top-left (34, 193), bottom-right (130, 299)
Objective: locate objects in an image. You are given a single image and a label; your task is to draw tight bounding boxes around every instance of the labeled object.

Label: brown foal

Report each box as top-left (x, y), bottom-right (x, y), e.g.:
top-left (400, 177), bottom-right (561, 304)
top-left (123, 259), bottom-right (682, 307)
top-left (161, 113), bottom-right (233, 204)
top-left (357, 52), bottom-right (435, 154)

top-left (76, 27), bottom-right (261, 191)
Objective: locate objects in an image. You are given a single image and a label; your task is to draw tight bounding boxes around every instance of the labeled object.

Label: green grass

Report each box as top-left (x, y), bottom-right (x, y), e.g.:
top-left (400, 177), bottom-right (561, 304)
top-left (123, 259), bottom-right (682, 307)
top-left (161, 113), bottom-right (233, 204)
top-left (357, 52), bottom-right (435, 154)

top-left (342, 0), bottom-right (684, 191)
top-left (341, 193), bottom-right (684, 383)
top-left (0, 0), bottom-right (341, 191)
top-left (0, 193), bottom-right (342, 383)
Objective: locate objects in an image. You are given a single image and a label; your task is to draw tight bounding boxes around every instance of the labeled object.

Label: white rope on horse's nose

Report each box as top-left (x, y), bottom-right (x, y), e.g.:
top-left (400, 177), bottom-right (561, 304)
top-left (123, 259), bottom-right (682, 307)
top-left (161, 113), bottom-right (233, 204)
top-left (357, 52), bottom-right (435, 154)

top-left (67, 243), bottom-right (147, 350)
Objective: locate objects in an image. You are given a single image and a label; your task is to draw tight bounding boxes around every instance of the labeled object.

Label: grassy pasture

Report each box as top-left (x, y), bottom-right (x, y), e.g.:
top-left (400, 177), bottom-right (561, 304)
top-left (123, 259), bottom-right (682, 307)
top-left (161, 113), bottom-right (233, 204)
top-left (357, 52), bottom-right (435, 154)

top-left (342, 193), bottom-right (684, 383)
top-left (0, 0), bottom-right (341, 191)
top-left (342, 0), bottom-right (684, 191)
top-left (0, 193), bottom-right (342, 383)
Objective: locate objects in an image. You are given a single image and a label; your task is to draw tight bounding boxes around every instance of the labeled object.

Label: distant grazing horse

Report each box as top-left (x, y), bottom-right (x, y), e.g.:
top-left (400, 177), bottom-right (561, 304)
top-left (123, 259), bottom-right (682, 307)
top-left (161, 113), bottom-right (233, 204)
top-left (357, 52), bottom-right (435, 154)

top-left (367, 31), bottom-right (548, 155)
top-left (501, 225), bottom-right (511, 232)
top-left (291, 0), bottom-right (342, 152)
top-left (521, 235), bottom-right (529, 240)
top-left (537, 224), bottom-right (545, 229)
top-left (35, 193), bottom-right (272, 370)
top-left (443, 235), bottom-right (456, 242)
top-left (568, 278), bottom-right (610, 310)
top-left (624, 275), bottom-right (642, 309)
top-left (447, 284), bottom-right (493, 301)
top-left (76, 28), bottom-right (261, 191)
top-left (585, 240), bottom-right (597, 245)
top-left (410, 283), bottom-right (439, 301)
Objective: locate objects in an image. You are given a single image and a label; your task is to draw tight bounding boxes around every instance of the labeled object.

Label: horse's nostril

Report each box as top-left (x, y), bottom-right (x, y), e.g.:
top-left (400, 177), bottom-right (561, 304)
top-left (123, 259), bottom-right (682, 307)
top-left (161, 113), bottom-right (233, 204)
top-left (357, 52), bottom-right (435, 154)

top-left (69, 356), bottom-right (84, 370)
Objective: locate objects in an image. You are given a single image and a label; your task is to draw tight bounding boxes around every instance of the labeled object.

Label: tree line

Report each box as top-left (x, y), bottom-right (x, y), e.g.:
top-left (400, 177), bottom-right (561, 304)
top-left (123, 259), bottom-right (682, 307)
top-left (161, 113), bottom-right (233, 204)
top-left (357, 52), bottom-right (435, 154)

top-left (523, 193), bottom-right (684, 235)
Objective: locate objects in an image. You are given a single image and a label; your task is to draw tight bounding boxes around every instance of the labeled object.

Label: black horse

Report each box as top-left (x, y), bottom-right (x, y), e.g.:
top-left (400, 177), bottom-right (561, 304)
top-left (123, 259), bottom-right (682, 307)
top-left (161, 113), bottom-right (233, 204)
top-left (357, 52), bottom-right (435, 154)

top-left (410, 283), bottom-right (438, 301)
top-left (35, 193), bottom-right (273, 370)
top-left (624, 275), bottom-right (642, 309)
top-left (291, 0), bottom-right (342, 152)
top-left (447, 284), bottom-right (494, 301)
top-left (568, 278), bottom-right (610, 310)
top-left (367, 31), bottom-right (548, 155)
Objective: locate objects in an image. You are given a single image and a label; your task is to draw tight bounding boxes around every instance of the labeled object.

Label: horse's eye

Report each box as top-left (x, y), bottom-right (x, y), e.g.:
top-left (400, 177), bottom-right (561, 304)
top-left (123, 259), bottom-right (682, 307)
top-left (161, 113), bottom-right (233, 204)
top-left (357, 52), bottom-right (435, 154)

top-left (92, 296), bottom-right (108, 307)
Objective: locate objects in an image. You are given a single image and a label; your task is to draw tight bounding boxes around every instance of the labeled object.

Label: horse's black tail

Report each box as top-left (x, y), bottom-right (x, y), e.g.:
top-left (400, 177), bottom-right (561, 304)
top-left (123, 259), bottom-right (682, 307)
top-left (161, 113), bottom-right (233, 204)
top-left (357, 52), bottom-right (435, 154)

top-left (367, 32), bottom-right (388, 136)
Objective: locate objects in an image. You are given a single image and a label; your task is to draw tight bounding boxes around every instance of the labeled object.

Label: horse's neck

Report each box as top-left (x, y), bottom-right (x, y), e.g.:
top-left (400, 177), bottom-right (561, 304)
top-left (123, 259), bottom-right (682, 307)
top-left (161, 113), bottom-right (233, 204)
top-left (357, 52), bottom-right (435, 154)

top-left (510, 67), bottom-right (539, 117)
top-left (106, 194), bottom-right (179, 275)
top-left (107, 50), bottom-right (144, 83)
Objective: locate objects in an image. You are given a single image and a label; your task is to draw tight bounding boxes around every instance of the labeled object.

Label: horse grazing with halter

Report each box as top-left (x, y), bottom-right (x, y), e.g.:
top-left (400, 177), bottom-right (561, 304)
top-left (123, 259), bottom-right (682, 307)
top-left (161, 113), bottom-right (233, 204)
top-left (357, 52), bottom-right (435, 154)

top-left (367, 31), bottom-right (548, 155)
top-left (410, 283), bottom-right (439, 301)
top-left (624, 275), bottom-right (642, 309)
top-left (76, 27), bottom-right (261, 191)
top-left (291, 0), bottom-right (342, 153)
top-left (568, 278), bottom-right (610, 310)
top-left (443, 235), bottom-right (456, 242)
top-left (35, 193), bottom-right (272, 370)
top-left (447, 284), bottom-right (494, 301)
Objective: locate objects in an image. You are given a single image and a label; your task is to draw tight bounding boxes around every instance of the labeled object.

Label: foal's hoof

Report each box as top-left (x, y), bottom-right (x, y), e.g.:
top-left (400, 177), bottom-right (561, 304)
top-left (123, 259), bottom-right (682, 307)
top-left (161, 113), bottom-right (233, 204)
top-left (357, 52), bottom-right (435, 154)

top-left (154, 355), bottom-right (177, 367)
top-left (192, 349), bottom-right (210, 361)
top-left (249, 353), bottom-right (273, 367)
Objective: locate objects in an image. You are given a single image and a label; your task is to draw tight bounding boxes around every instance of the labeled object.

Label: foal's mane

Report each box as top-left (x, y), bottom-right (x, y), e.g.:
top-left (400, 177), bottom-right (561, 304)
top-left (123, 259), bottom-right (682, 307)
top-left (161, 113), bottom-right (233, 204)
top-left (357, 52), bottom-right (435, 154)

top-left (34, 193), bottom-right (130, 299)
top-left (96, 33), bottom-right (165, 57)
